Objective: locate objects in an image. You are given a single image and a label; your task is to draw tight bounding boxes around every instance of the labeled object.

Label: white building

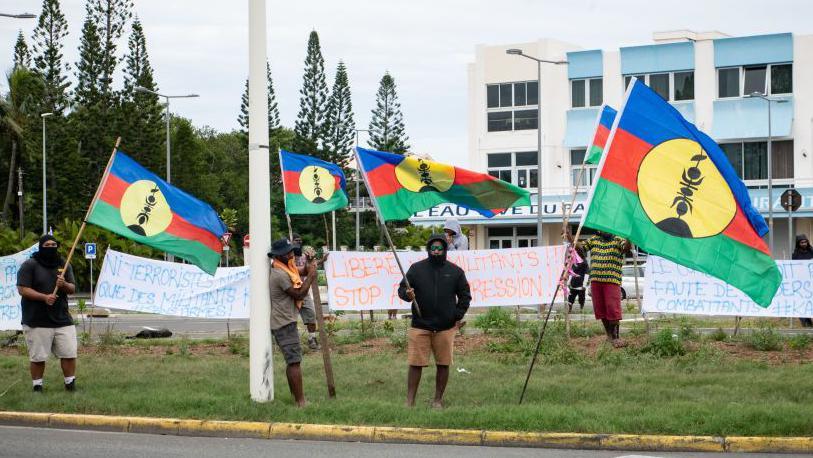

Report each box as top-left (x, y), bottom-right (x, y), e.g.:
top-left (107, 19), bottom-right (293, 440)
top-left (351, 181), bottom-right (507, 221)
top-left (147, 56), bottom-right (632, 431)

top-left (413, 31), bottom-right (813, 258)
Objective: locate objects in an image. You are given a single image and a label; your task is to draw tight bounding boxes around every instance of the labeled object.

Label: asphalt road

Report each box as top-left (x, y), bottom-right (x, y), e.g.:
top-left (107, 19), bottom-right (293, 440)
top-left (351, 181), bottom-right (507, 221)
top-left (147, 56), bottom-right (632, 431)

top-left (1, 426), bottom-right (807, 458)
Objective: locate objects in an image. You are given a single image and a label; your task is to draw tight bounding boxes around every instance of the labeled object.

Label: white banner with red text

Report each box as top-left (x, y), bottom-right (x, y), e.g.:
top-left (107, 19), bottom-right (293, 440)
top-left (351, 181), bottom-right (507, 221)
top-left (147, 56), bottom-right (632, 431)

top-left (324, 246), bottom-right (567, 311)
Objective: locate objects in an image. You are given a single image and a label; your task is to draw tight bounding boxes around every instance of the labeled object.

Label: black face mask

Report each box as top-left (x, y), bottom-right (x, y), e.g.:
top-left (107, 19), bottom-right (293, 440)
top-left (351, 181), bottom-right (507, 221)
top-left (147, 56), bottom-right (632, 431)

top-left (293, 245), bottom-right (303, 257)
top-left (428, 247), bottom-right (446, 266)
top-left (35, 246), bottom-right (61, 268)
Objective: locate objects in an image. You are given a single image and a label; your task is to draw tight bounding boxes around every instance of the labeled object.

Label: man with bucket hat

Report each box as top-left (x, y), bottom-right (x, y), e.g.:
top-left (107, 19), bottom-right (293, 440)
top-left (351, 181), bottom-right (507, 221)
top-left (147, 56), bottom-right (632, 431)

top-left (268, 238), bottom-right (317, 407)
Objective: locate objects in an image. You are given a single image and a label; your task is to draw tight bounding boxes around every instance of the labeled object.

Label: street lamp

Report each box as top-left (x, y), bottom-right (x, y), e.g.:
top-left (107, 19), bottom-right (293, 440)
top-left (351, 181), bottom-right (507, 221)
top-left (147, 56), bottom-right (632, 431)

top-left (506, 49), bottom-right (567, 246)
top-left (134, 86), bottom-right (199, 184)
top-left (746, 91), bottom-right (789, 255)
top-left (41, 112), bottom-right (53, 234)
top-left (0, 13), bottom-right (37, 18)
top-left (354, 129), bottom-right (371, 251)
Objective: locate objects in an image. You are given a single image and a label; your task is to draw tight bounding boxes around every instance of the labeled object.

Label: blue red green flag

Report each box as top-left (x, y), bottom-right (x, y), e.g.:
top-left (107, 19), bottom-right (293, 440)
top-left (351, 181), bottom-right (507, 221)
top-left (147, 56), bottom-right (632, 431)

top-left (279, 150), bottom-right (349, 214)
top-left (87, 151), bottom-right (227, 275)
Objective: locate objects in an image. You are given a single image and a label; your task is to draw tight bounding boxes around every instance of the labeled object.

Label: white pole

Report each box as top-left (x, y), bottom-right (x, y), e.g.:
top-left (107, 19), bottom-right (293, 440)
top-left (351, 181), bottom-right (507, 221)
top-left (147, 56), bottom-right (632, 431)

top-left (248, 0), bottom-right (273, 402)
top-left (331, 211), bottom-right (336, 250)
top-left (767, 99), bottom-right (773, 254)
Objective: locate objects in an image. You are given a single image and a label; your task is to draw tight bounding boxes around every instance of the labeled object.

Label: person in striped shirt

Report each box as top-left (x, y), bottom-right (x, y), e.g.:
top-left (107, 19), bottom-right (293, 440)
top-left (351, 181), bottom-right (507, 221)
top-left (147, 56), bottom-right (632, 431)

top-left (567, 230), bottom-right (631, 348)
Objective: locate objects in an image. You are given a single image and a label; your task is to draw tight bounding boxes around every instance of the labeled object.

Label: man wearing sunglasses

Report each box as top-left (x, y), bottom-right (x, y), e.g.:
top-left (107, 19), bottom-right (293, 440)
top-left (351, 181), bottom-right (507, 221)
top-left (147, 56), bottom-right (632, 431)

top-left (398, 234), bottom-right (471, 408)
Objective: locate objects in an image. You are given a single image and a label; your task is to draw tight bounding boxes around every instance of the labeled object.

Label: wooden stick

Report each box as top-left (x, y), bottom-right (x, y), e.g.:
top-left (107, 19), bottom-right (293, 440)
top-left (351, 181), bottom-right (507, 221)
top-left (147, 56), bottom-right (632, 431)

top-left (310, 280), bottom-right (336, 398)
top-left (53, 138), bottom-right (120, 295)
top-left (562, 201), bottom-right (571, 338)
top-left (285, 214), bottom-right (293, 240)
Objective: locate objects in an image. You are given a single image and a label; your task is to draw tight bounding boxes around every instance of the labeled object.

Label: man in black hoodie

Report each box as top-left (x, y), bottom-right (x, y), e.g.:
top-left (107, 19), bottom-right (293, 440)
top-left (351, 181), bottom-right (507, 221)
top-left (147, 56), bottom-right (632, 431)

top-left (398, 234), bottom-right (471, 408)
top-left (792, 234), bottom-right (813, 327)
top-left (16, 235), bottom-right (77, 392)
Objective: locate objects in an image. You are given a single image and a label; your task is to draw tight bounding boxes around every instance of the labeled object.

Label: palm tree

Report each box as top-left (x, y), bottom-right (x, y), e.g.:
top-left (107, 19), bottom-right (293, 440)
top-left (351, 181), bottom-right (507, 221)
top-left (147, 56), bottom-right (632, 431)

top-left (1, 68), bottom-right (43, 225)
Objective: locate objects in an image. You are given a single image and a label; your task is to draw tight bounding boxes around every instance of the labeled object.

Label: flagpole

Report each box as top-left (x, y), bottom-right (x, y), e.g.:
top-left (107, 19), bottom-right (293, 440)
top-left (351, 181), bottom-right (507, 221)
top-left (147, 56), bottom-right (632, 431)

top-left (520, 88), bottom-right (633, 404)
top-left (353, 147), bottom-right (422, 318)
top-left (53, 138), bottom-right (120, 295)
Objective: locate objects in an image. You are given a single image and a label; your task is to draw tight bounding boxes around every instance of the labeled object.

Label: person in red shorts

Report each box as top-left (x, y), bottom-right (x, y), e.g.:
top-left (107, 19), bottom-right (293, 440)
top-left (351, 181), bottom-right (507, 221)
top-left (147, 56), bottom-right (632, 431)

top-left (566, 229), bottom-right (630, 348)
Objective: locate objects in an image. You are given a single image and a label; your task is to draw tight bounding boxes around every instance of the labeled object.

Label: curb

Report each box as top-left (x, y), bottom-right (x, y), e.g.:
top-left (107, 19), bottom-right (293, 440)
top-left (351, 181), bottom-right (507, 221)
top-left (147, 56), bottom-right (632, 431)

top-left (0, 411), bottom-right (810, 453)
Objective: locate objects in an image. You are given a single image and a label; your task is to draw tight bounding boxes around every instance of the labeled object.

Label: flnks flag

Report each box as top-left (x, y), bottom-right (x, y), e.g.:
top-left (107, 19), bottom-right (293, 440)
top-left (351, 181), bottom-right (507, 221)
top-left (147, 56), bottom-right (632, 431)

top-left (279, 150), bottom-right (349, 214)
top-left (584, 79), bottom-right (780, 306)
top-left (87, 151), bottom-right (227, 275)
top-left (585, 105), bottom-right (617, 165)
top-left (356, 147), bottom-right (531, 221)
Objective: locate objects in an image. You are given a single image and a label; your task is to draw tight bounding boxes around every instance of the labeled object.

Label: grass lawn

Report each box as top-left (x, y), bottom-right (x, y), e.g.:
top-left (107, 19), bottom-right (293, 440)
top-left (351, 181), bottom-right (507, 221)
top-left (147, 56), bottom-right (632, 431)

top-left (2, 316), bottom-right (813, 438)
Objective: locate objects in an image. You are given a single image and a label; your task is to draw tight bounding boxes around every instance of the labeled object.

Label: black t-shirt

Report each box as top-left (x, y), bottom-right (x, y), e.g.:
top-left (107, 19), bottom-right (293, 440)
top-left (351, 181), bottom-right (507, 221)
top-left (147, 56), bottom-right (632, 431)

top-left (16, 258), bottom-right (75, 328)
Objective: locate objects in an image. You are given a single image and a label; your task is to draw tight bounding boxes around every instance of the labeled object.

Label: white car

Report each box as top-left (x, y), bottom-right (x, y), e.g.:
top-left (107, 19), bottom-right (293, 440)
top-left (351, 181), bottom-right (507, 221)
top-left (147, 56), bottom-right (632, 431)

top-left (586, 265), bottom-right (646, 300)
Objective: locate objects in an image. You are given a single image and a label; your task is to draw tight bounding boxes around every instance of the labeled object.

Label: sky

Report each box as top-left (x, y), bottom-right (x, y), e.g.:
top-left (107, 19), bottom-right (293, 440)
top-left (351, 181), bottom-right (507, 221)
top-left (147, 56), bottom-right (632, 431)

top-left (2, 0), bottom-right (813, 167)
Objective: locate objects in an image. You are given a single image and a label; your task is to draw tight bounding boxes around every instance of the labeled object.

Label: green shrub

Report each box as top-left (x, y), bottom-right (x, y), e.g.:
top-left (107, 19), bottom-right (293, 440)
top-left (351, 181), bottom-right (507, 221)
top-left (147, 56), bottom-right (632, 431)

top-left (678, 319), bottom-right (699, 341)
top-left (228, 335), bottom-right (248, 356)
top-left (474, 308), bottom-right (516, 334)
top-left (709, 327), bottom-right (728, 342)
top-left (641, 328), bottom-right (685, 357)
top-left (744, 324), bottom-right (783, 351)
top-left (788, 333), bottom-right (811, 351)
top-left (389, 331), bottom-right (407, 352)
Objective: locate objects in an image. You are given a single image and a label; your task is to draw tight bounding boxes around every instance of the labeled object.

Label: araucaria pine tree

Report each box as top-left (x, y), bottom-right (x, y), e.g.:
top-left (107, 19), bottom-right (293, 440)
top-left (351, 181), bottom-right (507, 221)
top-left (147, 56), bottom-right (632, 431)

top-left (368, 72), bottom-right (409, 154)
top-left (293, 30), bottom-right (329, 158)
top-left (13, 31), bottom-right (31, 69)
top-left (31, 0), bottom-right (71, 114)
top-left (119, 16), bottom-right (164, 173)
top-left (90, 0), bottom-right (133, 99)
top-left (324, 61), bottom-right (355, 168)
top-left (238, 63), bottom-right (280, 135)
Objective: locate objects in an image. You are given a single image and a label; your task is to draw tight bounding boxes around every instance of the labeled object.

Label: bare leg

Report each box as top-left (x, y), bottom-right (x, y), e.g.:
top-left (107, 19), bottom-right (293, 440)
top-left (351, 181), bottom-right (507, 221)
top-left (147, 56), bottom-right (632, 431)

top-left (433, 365), bottom-right (449, 408)
top-left (30, 361), bottom-right (45, 380)
top-left (285, 363), bottom-right (306, 407)
top-left (60, 358), bottom-right (76, 378)
top-left (406, 365), bottom-right (422, 407)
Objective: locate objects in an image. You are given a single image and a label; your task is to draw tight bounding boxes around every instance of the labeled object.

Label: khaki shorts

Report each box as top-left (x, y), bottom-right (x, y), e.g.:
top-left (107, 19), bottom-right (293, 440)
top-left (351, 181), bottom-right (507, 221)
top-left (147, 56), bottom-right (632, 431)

top-left (22, 325), bottom-right (77, 362)
top-left (407, 327), bottom-right (456, 367)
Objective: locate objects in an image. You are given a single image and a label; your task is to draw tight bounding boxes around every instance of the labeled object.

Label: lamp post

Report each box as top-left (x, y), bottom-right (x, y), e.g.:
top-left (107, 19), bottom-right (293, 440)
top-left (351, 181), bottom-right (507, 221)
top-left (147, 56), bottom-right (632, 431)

top-left (0, 13), bottom-right (37, 18)
top-left (506, 49), bottom-right (567, 246)
top-left (747, 92), bottom-right (789, 255)
top-left (134, 86), bottom-right (199, 185)
top-left (41, 112), bottom-right (53, 234)
top-left (354, 129), bottom-right (370, 251)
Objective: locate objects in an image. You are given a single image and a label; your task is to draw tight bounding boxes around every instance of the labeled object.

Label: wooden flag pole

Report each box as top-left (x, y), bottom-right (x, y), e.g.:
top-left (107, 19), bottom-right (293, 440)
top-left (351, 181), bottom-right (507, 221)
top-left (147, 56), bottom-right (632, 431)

top-left (310, 279), bottom-right (336, 398)
top-left (352, 148), bottom-right (422, 318)
top-left (53, 138), bottom-right (120, 295)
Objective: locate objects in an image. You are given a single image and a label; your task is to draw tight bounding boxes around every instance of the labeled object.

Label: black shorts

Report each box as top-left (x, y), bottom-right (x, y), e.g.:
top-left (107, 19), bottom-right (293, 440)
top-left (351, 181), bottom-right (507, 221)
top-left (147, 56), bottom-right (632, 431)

top-left (271, 322), bottom-right (302, 365)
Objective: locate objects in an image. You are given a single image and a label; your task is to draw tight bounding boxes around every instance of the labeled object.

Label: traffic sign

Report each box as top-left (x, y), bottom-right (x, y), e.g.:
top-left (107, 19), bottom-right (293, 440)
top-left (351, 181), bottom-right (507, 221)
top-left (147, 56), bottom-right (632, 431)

top-left (781, 189), bottom-right (802, 212)
top-left (84, 243), bottom-right (97, 259)
top-left (222, 232), bottom-right (232, 245)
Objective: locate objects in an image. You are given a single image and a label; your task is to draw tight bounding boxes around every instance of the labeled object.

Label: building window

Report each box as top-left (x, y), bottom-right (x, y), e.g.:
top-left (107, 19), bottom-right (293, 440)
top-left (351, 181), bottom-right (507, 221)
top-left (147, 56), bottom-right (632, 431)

top-left (487, 151), bottom-right (538, 189)
top-left (673, 71), bottom-right (695, 101)
top-left (717, 64), bottom-right (792, 98)
top-left (718, 67), bottom-right (740, 98)
top-left (486, 81), bottom-right (539, 131)
top-left (570, 78), bottom-right (602, 108)
top-left (743, 65), bottom-right (767, 96)
top-left (624, 72), bottom-right (693, 101)
top-left (569, 148), bottom-right (597, 189)
top-left (488, 226), bottom-right (537, 249)
top-left (720, 140), bottom-right (794, 180)
top-left (771, 64), bottom-right (792, 95)
top-left (487, 112), bottom-right (512, 132)
top-left (513, 109), bottom-right (538, 130)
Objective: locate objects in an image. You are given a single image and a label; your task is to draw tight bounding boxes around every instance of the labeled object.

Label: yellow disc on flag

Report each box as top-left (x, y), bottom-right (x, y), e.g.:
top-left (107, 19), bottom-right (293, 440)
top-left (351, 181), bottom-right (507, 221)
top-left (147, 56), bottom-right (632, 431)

top-left (637, 138), bottom-right (736, 238)
top-left (120, 180), bottom-right (173, 237)
top-left (299, 166), bottom-right (336, 204)
top-left (394, 156), bottom-right (455, 193)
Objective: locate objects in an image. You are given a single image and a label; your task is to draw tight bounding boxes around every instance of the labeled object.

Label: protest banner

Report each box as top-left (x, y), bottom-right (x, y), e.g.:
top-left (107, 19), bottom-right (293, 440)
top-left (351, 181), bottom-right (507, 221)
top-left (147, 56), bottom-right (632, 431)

top-left (0, 245), bottom-right (38, 331)
top-left (95, 249), bottom-right (250, 318)
top-left (643, 255), bottom-right (813, 318)
top-left (325, 246), bottom-right (566, 311)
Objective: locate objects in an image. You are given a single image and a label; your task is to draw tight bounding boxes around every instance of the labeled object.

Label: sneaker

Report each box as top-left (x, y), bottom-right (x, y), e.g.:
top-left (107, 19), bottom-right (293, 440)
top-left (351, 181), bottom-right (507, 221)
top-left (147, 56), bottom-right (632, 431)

top-left (32, 385), bottom-right (43, 393)
top-left (64, 380), bottom-right (75, 392)
top-left (307, 337), bottom-right (320, 350)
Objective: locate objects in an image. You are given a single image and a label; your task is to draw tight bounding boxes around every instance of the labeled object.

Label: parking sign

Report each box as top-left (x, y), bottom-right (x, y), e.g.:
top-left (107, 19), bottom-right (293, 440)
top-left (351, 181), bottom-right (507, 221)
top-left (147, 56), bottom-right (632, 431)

top-left (84, 243), bottom-right (97, 259)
